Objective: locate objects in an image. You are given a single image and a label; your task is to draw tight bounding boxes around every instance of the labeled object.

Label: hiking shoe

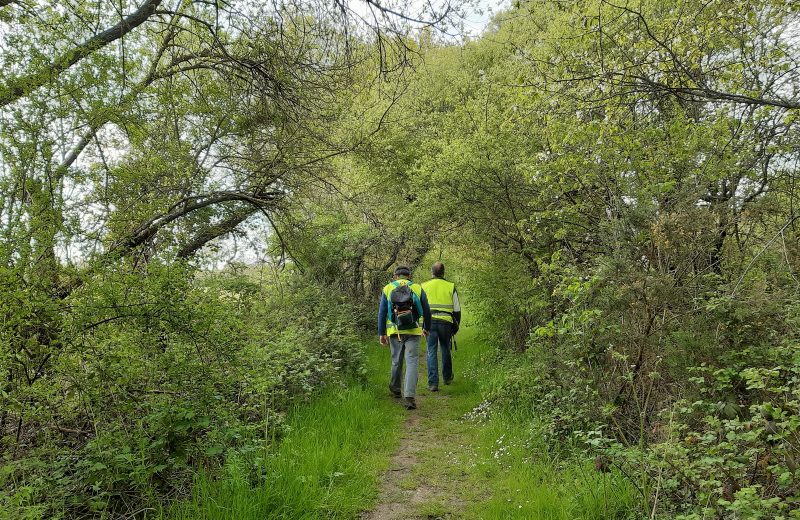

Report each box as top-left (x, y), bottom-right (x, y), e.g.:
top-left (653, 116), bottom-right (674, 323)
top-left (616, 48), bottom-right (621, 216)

top-left (444, 378), bottom-right (453, 385)
top-left (404, 397), bottom-right (417, 410)
top-left (428, 385), bottom-right (439, 392)
top-left (389, 386), bottom-right (401, 398)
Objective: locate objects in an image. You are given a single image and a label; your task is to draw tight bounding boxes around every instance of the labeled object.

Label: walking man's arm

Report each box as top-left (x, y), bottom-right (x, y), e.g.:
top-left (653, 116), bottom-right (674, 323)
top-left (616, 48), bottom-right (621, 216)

top-left (420, 289), bottom-right (432, 336)
top-left (377, 293), bottom-right (389, 345)
top-left (452, 288), bottom-right (461, 334)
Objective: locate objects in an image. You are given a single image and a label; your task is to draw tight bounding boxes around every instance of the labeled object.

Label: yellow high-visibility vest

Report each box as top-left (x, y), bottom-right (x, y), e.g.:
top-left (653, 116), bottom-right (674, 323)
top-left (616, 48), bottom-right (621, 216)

top-left (382, 279), bottom-right (424, 336)
top-left (421, 278), bottom-right (455, 323)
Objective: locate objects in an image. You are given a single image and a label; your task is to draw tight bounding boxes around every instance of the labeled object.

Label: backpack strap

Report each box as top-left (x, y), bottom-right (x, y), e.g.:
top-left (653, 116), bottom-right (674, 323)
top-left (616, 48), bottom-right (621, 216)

top-left (412, 291), bottom-right (423, 319)
top-left (387, 282), bottom-right (397, 324)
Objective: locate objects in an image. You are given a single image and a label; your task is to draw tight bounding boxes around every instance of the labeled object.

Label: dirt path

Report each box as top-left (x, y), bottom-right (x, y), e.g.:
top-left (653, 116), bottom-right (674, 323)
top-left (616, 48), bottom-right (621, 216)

top-left (361, 356), bottom-right (477, 520)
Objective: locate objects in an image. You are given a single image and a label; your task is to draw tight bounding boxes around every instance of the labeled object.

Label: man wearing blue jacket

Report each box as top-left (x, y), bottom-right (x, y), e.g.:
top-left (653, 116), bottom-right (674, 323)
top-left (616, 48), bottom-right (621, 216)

top-left (378, 266), bottom-right (432, 410)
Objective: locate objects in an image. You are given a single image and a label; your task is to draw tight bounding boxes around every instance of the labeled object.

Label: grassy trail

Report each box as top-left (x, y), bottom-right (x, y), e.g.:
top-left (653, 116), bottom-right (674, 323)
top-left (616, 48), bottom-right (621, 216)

top-left (361, 332), bottom-right (481, 519)
top-left (166, 328), bottom-right (638, 519)
top-left (361, 328), bottom-right (638, 520)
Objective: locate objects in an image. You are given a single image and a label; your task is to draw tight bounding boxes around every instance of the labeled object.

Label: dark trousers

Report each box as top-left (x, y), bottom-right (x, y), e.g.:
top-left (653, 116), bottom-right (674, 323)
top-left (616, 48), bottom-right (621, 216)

top-left (426, 320), bottom-right (453, 386)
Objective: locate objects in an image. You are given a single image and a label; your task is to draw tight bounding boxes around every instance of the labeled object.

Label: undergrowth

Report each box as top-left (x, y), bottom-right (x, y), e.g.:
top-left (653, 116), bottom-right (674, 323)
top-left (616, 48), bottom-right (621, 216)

top-left (161, 341), bottom-right (403, 519)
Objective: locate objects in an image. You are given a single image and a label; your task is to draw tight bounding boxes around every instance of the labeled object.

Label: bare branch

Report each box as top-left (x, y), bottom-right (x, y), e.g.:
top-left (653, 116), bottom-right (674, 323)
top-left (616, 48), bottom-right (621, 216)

top-left (625, 74), bottom-right (800, 110)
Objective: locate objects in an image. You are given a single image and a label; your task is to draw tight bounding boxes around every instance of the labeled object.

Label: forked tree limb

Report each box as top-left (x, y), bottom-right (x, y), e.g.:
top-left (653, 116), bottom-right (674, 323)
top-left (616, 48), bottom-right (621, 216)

top-left (55, 189), bottom-right (280, 298)
top-left (118, 189), bottom-right (280, 256)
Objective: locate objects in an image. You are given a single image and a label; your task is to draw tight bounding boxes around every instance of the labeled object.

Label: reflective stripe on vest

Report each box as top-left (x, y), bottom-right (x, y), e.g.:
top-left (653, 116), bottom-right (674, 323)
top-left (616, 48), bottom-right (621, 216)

top-left (421, 278), bottom-right (455, 323)
top-left (383, 279), bottom-right (424, 336)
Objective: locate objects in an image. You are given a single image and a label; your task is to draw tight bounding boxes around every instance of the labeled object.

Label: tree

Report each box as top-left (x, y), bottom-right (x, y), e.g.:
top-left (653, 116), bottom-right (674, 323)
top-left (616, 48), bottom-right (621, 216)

top-left (0, 2), bottom-right (459, 513)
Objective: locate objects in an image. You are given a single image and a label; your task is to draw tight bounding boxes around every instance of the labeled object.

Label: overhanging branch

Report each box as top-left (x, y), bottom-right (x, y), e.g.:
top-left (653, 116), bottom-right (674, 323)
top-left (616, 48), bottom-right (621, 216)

top-left (175, 204), bottom-right (259, 258)
top-left (0, 0), bottom-right (163, 107)
top-left (117, 189), bottom-right (281, 255)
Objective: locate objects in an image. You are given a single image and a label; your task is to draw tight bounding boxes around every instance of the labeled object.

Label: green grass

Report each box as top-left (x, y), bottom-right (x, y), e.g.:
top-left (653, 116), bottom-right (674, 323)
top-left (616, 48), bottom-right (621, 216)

top-left (160, 327), bottom-right (640, 519)
top-left (461, 420), bottom-right (639, 519)
top-left (405, 327), bottom-right (640, 519)
top-left (162, 340), bottom-right (404, 520)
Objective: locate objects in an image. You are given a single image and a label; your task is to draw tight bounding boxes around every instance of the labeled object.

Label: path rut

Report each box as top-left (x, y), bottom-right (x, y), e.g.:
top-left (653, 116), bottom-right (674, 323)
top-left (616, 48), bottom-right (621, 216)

top-left (361, 356), bottom-right (473, 520)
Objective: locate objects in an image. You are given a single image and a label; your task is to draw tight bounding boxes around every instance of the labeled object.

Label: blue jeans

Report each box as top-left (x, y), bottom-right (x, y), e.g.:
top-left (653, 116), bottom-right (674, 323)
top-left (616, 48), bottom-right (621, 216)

top-left (426, 320), bottom-right (453, 386)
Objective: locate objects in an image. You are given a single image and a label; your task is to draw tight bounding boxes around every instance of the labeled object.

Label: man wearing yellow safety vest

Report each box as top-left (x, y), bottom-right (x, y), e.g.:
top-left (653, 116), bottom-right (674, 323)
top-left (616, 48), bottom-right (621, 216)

top-left (421, 262), bottom-right (461, 392)
top-left (378, 266), bottom-right (432, 410)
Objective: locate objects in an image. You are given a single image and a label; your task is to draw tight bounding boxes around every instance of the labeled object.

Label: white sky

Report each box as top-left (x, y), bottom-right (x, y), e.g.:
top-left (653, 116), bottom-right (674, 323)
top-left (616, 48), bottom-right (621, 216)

top-left (460, 0), bottom-right (508, 37)
top-left (346, 0), bottom-right (508, 40)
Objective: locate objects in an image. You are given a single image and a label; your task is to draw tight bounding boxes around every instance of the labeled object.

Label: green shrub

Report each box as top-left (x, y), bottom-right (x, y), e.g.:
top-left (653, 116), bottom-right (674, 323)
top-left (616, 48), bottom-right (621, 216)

top-left (0, 263), bottom-right (365, 518)
top-left (473, 246), bottom-right (800, 517)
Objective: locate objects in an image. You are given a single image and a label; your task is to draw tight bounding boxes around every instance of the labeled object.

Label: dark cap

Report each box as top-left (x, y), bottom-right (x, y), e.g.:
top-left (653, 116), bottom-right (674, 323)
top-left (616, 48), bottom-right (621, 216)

top-left (393, 265), bottom-right (411, 277)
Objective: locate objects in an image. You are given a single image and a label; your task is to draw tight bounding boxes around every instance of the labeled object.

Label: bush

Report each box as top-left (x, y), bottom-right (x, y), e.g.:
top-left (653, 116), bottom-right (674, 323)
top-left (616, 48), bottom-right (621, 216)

top-left (0, 262), bottom-right (365, 518)
top-left (473, 243), bottom-right (800, 517)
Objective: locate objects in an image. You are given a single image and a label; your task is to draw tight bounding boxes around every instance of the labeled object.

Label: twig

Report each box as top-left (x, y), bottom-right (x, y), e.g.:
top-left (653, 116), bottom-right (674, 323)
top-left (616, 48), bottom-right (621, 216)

top-left (732, 216), bottom-right (800, 296)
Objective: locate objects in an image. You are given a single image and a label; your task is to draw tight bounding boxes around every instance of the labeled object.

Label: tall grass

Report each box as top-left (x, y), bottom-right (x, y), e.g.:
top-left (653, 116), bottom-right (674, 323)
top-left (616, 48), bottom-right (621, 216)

top-left (463, 421), bottom-right (639, 519)
top-left (161, 325), bottom-right (639, 520)
top-left (163, 342), bottom-right (403, 520)
top-left (447, 329), bottom-right (639, 519)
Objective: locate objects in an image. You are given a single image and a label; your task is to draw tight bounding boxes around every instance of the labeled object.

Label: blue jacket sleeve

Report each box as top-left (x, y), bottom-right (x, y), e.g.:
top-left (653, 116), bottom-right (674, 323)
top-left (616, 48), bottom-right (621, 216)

top-left (377, 293), bottom-right (388, 336)
top-left (419, 290), bottom-right (432, 331)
